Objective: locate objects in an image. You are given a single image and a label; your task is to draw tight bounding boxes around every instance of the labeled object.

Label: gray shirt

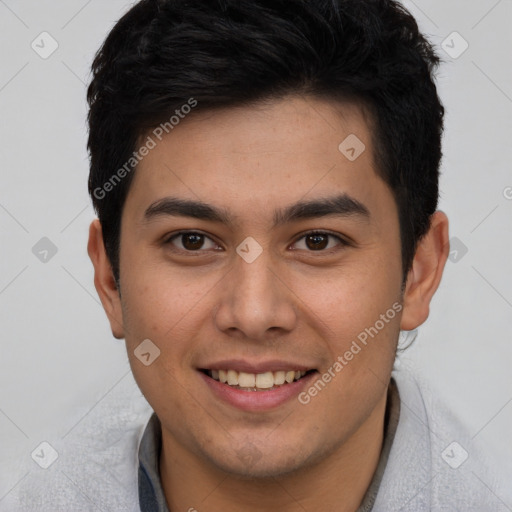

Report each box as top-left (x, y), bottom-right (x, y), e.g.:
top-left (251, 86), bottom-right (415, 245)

top-left (10, 367), bottom-right (506, 510)
top-left (137, 379), bottom-right (401, 512)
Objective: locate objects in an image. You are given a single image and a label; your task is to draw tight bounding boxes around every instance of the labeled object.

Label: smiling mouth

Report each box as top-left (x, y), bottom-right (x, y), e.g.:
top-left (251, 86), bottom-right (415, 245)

top-left (201, 369), bottom-right (317, 391)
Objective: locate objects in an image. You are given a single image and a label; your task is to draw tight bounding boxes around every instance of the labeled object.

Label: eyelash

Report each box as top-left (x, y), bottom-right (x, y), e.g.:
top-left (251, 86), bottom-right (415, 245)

top-left (164, 230), bottom-right (351, 254)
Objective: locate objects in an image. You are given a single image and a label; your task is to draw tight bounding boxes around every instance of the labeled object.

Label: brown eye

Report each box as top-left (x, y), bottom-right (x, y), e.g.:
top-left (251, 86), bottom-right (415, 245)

top-left (292, 231), bottom-right (347, 252)
top-left (167, 232), bottom-right (218, 251)
top-left (305, 233), bottom-right (329, 250)
top-left (181, 233), bottom-right (204, 250)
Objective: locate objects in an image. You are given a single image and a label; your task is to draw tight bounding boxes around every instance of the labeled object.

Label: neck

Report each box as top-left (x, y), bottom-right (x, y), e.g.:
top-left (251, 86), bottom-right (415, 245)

top-left (160, 390), bottom-right (388, 512)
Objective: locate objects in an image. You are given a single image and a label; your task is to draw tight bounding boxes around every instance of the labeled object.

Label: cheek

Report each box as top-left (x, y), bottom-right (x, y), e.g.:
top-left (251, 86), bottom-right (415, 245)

top-left (298, 259), bottom-right (400, 329)
top-left (119, 263), bottom-right (223, 393)
top-left (119, 273), bottom-right (201, 412)
top-left (292, 260), bottom-right (401, 380)
top-left (121, 258), bottom-right (205, 336)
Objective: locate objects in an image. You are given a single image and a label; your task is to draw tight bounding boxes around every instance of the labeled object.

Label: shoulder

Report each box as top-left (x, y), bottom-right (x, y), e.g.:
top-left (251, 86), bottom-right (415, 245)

top-left (373, 365), bottom-right (508, 511)
top-left (5, 374), bottom-right (151, 512)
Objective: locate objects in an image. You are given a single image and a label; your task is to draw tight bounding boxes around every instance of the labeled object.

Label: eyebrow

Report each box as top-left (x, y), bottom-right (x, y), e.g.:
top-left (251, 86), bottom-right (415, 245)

top-left (143, 193), bottom-right (370, 227)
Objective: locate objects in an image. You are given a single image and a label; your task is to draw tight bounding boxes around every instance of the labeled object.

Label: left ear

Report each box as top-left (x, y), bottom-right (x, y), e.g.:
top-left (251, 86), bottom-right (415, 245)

top-left (400, 211), bottom-right (450, 331)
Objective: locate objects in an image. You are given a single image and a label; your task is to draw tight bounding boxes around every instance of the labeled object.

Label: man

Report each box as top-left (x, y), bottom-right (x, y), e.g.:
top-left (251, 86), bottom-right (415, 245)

top-left (85, 0), bottom-right (505, 510)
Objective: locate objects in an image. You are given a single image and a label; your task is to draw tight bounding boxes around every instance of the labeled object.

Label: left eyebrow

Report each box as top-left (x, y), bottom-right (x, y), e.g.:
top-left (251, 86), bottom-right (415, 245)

top-left (142, 193), bottom-right (370, 228)
top-left (273, 194), bottom-right (370, 226)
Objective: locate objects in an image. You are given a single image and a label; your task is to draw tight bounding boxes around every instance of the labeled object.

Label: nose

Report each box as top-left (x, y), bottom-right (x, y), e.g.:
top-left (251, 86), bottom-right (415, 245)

top-left (213, 248), bottom-right (298, 342)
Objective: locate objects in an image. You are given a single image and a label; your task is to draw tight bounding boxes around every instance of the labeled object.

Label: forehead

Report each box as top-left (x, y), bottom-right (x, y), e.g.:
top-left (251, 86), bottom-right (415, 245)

top-left (123, 95), bottom-right (391, 224)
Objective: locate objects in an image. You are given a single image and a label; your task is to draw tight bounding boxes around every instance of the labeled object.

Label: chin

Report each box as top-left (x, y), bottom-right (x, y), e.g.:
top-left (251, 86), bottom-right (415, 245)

top-left (202, 442), bottom-right (320, 480)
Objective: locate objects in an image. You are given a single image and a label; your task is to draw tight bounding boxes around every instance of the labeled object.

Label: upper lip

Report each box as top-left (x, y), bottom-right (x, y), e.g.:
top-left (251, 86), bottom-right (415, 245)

top-left (199, 359), bottom-right (315, 374)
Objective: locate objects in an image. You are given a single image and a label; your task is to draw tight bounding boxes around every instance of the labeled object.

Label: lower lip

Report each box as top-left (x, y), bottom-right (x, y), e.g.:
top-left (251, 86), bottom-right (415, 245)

top-left (199, 371), bottom-right (318, 412)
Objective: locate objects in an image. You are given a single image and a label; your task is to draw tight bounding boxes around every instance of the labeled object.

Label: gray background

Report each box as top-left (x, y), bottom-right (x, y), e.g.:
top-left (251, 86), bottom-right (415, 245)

top-left (1, 0), bottom-right (511, 508)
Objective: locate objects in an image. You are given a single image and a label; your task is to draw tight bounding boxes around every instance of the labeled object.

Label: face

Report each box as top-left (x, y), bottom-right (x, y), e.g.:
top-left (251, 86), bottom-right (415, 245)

top-left (107, 96), bottom-right (407, 477)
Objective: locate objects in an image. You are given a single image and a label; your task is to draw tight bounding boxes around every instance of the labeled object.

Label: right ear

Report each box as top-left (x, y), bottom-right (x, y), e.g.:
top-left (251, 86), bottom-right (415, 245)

top-left (87, 219), bottom-right (125, 339)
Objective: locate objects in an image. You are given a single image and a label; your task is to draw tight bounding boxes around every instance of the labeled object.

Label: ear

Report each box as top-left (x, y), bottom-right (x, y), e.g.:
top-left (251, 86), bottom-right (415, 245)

top-left (87, 219), bottom-right (125, 339)
top-left (400, 211), bottom-right (450, 331)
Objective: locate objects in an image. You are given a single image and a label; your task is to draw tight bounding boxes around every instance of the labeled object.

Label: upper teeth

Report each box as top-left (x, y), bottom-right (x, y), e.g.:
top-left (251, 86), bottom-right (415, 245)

top-left (210, 369), bottom-right (307, 389)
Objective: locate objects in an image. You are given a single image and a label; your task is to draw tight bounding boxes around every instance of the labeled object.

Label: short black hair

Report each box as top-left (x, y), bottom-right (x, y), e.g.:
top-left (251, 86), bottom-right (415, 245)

top-left (87, 0), bottom-right (444, 285)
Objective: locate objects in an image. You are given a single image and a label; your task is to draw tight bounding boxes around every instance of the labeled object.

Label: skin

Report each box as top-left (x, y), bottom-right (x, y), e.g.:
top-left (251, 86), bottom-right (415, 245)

top-left (88, 95), bottom-right (449, 511)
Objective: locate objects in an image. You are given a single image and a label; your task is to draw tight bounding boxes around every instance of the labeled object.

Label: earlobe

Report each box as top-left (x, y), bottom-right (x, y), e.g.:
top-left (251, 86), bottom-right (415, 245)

top-left (400, 211), bottom-right (450, 331)
top-left (87, 219), bottom-right (125, 339)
